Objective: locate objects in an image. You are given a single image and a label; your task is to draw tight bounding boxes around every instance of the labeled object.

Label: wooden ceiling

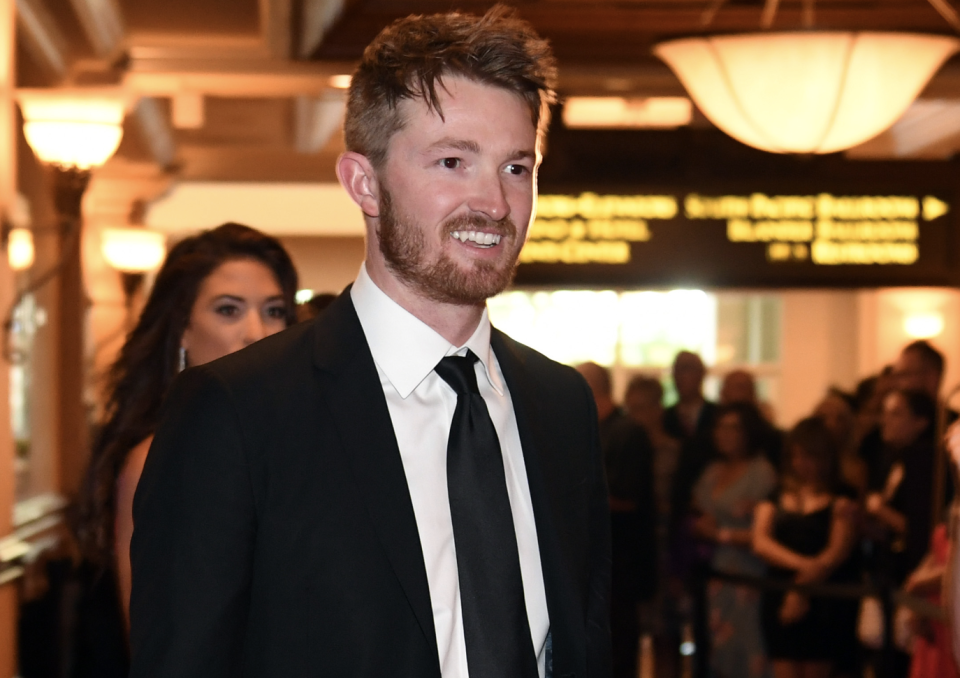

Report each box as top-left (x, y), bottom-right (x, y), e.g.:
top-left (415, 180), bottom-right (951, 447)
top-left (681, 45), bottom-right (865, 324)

top-left (13, 0), bottom-right (960, 198)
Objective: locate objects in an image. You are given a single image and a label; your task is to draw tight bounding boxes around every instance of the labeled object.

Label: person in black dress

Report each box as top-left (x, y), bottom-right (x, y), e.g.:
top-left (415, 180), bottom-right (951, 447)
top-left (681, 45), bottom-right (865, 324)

top-left (753, 417), bottom-right (858, 678)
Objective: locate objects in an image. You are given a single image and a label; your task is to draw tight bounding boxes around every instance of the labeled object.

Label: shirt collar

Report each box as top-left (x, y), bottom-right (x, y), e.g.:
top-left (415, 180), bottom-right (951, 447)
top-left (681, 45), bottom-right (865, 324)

top-left (350, 263), bottom-right (504, 399)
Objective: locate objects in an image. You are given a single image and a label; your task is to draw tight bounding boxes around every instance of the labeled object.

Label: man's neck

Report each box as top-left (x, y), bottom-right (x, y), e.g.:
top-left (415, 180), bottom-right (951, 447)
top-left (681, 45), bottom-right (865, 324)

top-left (679, 395), bottom-right (704, 409)
top-left (366, 257), bottom-right (485, 347)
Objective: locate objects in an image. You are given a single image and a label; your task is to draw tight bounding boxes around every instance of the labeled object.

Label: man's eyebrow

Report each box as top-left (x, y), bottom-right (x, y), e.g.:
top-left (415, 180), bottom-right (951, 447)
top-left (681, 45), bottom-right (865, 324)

top-left (427, 138), bottom-right (481, 154)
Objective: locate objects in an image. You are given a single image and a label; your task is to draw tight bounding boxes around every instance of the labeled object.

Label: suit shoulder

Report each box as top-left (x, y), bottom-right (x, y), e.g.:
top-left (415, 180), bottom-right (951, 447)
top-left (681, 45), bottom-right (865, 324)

top-left (202, 317), bottom-right (316, 388)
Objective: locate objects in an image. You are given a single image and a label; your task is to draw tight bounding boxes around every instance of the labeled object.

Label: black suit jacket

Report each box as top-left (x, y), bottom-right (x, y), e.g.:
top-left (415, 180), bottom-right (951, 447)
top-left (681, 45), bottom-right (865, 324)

top-left (129, 291), bottom-right (611, 678)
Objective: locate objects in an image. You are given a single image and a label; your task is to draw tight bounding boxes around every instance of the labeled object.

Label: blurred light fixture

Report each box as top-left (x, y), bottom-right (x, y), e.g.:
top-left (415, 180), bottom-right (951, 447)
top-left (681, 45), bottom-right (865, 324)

top-left (563, 97), bottom-right (693, 129)
top-left (654, 32), bottom-right (960, 154)
top-left (101, 227), bottom-right (166, 311)
top-left (5, 228), bottom-right (35, 271)
top-left (101, 227), bottom-right (166, 273)
top-left (17, 87), bottom-right (130, 169)
top-left (328, 74), bottom-right (352, 89)
top-left (295, 289), bottom-right (316, 304)
top-left (904, 312), bottom-right (945, 339)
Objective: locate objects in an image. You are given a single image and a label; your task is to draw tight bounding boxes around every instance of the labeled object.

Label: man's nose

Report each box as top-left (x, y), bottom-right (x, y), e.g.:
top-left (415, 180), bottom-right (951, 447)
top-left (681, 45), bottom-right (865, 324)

top-left (467, 171), bottom-right (510, 222)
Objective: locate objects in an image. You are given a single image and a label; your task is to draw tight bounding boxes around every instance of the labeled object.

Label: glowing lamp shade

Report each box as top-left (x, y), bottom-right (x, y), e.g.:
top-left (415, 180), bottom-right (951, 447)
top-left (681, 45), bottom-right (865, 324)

top-left (18, 89), bottom-right (128, 169)
top-left (654, 32), bottom-right (960, 154)
top-left (101, 228), bottom-right (166, 273)
top-left (7, 228), bottom-right (35, 271)
top-left (904, 312), bottom-right (945, 339)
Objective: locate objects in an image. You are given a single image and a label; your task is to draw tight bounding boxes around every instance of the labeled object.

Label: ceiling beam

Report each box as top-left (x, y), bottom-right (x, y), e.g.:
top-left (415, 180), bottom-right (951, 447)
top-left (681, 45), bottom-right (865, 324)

top-left (260, 0), bottom-right (292, 59)
top-left (132, 97), bottom-right (177, 169)
top-left (66, 0), bottom-right (124, 58)
top-left (300, 0), bottom-right (345, 58)
top-left (124, 60), bottom-right (354, 98)
top-left (15, 0), bottom-right (69, 79)
top-left (293, 93), bottom-right (345, 153)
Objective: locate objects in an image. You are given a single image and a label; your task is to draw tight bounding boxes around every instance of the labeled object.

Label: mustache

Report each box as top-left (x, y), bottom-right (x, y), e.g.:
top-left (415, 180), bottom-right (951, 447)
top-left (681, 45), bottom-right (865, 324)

top-left (442, 214), bottom-right (517, 239)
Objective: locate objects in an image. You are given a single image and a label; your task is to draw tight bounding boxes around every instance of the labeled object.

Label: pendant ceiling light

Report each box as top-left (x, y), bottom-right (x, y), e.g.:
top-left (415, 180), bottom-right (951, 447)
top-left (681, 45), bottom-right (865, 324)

top-left (653, 3), bottom-right (960, 154)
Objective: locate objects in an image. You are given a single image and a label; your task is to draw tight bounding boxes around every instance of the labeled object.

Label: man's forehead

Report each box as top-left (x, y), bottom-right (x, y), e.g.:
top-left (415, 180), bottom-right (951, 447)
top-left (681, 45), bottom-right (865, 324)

top-left (387, 84), bottom-right (538, 158)
top-left (674, 355), bottom-right (703, 371)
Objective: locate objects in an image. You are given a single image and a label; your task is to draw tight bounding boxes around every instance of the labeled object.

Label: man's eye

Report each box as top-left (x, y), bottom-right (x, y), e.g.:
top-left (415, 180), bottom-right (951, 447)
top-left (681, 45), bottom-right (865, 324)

top-left (440, 158), bottom-right (461, 169)
top-left (505, 164), bottom-right (528, 176)
top-left (215, 304), bottom-right (240, 317)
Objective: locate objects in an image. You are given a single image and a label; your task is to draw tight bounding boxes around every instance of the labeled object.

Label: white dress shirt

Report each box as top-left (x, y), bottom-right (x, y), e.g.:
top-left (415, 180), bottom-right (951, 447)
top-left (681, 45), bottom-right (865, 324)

top-left (351, 264), bottom-right (550, 678)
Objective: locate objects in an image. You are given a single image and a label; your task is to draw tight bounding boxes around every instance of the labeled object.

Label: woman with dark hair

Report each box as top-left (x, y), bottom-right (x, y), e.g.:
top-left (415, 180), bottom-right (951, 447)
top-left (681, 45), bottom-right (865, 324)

top-left (691, 402), bottom-right (777, 678)
top-left (73, 223), bottom-right (298, 676)
top-left (753, 417), bottom-right (858, 678)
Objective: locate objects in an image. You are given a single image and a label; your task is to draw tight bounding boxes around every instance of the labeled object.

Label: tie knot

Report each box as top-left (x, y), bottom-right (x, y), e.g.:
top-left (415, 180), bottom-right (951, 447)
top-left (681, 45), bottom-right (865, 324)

top-left (435, 351), bottom-right (481, 396)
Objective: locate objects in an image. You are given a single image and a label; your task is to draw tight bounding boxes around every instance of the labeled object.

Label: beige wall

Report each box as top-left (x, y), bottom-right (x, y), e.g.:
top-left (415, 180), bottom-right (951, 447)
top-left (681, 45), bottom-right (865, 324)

top-left (779, 291), bottom-right (861, 427)
top-left (777, 287), bottom-right (960, 429)
top-left (280, 235), bottom-right (365, 295)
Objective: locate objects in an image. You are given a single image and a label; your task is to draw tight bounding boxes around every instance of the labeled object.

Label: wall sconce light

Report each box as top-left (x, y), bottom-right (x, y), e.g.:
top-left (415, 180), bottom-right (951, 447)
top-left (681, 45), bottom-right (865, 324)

top-left (17, 87), bottom-right (130, 171)
top-left (1, 223), bottom-right (35, 271)
top-left (101, 227), bottom-right (166, 273)
top-left (904, 312), bottom-right (945, 339)
top-left (100, 226), bottom-right (166, 306)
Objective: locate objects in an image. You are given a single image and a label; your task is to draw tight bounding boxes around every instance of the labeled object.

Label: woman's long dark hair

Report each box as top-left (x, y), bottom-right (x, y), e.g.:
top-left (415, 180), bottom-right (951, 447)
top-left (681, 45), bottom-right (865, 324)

top-left (713, 401), bottom-right (767, 459)
top-left (782, 416), bottom-right (840, 494)
top-left (76, 223), bottom-right (298, 565)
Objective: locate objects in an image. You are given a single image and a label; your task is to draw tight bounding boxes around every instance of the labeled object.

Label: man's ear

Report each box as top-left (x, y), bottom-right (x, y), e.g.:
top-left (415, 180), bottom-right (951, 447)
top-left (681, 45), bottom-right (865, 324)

top-left (337, 151), bottom-right (380, 218)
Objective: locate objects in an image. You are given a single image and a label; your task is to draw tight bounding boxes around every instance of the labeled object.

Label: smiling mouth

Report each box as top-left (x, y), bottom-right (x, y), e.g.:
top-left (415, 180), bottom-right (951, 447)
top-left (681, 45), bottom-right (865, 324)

top-left (450, 230), bottom-right (503, 248)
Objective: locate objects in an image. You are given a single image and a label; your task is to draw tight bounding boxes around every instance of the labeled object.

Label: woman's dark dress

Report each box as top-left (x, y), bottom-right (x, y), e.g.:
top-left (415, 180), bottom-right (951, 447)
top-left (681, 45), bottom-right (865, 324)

top-left (761, 492), bottom-right (857, 663)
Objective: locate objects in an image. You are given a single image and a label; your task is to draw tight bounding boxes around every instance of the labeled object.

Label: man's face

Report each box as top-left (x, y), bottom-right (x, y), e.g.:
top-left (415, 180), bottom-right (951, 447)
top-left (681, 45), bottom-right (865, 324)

top-left (625, 389), bottom-right (662, 431)
top-left (672, 354), bottom-right (705, 400)
top-left (880, 391), bottom-right (928, 447)
top-left (720, 371), bottom-right (756, 405)
top-left (894, 349), bottom-right (939, 398)
top-left (371, 75), bottom-right (539, 305)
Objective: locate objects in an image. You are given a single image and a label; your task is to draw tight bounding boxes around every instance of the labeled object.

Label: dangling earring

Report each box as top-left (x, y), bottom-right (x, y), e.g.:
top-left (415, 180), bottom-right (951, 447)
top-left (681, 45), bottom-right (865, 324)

top-left (179, 346), bottom-right (187, 372)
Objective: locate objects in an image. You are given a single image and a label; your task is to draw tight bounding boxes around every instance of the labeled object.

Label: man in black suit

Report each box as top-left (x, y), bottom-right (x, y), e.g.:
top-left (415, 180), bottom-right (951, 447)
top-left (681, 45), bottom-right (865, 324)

top-left (129, 7), bottom-right (611, 678)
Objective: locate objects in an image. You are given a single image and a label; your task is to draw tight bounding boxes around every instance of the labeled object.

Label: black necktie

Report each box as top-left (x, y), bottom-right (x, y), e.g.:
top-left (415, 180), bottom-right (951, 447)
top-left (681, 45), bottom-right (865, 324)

top-left (434, 351), bottom-right (539, 678)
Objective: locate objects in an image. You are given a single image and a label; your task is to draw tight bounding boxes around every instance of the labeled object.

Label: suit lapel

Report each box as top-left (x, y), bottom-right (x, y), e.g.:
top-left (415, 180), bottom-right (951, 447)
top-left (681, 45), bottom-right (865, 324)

top-left (312, 291), bottom-right (439, 667)
top-left (492, 330), bottom-right (587, 678)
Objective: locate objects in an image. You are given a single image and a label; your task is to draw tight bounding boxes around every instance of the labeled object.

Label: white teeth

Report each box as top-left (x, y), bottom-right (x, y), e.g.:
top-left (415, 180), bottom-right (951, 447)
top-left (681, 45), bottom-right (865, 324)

top-left (450, 230), bottom-right (502, 247)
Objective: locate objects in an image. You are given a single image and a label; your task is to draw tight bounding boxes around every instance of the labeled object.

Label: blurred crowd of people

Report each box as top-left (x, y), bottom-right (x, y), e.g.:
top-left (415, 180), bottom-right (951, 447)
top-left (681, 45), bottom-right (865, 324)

top-left (578, 339), bottom-right (957, 678)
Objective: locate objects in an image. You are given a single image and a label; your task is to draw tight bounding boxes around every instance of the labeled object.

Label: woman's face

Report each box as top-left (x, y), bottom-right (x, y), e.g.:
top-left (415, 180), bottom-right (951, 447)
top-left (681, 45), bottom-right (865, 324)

top-left (625, 389), bottom-right (662, 432)
top-left (790, 444), bottom-right (820, 486)
top-left (880, 392), bottom-right (928, 448)
top-left (714, 412), bottom-right (747, 460)
top-left (180, 258), bottom-right (287, 367)
top-left (815, 394), bottom-right (852, 445)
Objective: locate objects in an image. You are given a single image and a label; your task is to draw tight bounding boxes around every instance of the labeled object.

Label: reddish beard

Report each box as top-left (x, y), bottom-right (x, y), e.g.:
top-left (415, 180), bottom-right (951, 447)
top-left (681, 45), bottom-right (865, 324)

top-left (376, 187), bottom-right (522, 305)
